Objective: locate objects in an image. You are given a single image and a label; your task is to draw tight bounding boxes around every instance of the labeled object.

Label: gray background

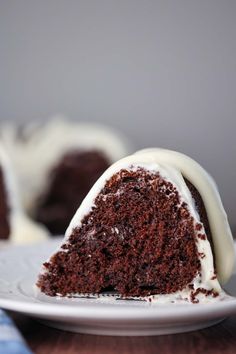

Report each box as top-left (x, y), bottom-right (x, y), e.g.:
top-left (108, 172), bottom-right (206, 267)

top-left (0, 1), bottom-right (236, 229)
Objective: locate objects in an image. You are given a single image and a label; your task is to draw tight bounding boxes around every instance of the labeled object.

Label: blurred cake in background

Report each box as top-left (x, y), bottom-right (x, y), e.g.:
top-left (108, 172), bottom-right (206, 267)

top-left (0, 144), bottom-right (48, 243)
top-left (0, 118), bottom-right (132, 235)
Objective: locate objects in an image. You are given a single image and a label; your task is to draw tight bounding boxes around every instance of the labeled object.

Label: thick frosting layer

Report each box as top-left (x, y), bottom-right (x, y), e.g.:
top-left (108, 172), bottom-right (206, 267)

top-left (0, 117), bottom-right (131, 212)
top-left (0, 145), bottom-right (48, 244)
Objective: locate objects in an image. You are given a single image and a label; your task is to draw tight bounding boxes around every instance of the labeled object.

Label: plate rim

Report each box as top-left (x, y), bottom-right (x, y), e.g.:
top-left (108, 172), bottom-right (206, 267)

top-left (0, 293), bottom-right (236, 321)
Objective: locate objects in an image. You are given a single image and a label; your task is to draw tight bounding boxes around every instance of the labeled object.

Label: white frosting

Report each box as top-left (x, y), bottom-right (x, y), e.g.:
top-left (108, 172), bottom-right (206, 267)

top-left (38, 148), bottom-right (234, 303)
top-left (0, 117), bottom-right (131, 213)
top-left (0, 144), bottom-right (48, 244)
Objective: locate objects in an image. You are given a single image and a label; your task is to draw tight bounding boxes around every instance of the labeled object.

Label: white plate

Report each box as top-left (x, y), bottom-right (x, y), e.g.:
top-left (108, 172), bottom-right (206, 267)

top-left (0, 238), bottom-right (236, 336)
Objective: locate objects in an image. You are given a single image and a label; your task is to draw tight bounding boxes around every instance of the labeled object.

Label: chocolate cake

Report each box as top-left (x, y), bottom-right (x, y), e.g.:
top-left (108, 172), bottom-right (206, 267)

top-left (0, 118), bottom-right (130, 235)
top-left (0, 144), bottom-right (48, 243)
top-left (36, 148), bottom-right (234, 302)
top-left (37, 149), bottom-right (234, 303)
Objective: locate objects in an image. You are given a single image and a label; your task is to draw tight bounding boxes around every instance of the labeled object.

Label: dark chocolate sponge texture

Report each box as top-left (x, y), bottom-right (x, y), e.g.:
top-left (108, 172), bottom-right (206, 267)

top-left (37, 168), bottom-right (207, 297)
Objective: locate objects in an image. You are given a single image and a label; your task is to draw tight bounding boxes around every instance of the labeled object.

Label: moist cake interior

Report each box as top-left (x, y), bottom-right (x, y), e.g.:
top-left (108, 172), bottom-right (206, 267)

top-left (35, 150), bottom-right (110, 235)
top-left (0, 167), bottom-right (10, 240)
top-left (37, 167), bottom-right (214, 298)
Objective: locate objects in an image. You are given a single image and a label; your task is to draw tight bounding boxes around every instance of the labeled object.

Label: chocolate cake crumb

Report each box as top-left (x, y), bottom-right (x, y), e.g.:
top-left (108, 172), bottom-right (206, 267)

top-left (0, 167), bottom-right (10, 240)
top-left (35, 150), bottom-right (110, 235)
top-left (37, 168), bottom-right (203, 297)
top-left (198, 234), bottom-right (207, 240)
top-left (190, 288), bottom-right (219, 303)
top-left (196, 223), bottom-right (203, 231)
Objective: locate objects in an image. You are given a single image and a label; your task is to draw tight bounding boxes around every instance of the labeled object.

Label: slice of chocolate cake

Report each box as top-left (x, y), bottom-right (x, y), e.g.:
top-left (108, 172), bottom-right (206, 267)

top-left (36, 149), bottom-right (234, 303)
top-left (0, 144), bottom-right (48, 243)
